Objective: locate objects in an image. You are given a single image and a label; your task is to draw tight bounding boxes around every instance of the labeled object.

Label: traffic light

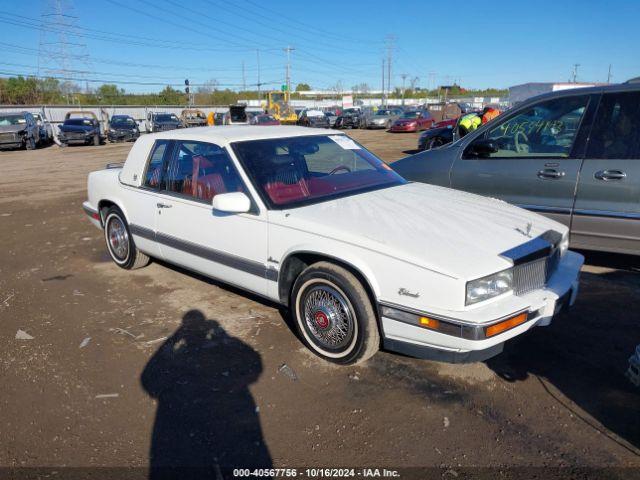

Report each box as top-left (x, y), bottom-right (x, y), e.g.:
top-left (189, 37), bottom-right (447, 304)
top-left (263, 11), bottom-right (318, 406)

top-left (185, 79), bottom-right (190, 94)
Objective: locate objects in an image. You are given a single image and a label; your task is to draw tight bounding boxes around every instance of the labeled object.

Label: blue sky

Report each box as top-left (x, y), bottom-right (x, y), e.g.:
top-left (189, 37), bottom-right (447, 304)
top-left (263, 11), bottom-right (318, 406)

top-left (1, 0), bottom-right (639, 93)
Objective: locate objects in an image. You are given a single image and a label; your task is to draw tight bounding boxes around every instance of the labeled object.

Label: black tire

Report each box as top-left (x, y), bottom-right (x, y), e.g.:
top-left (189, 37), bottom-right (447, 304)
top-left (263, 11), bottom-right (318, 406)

top-left (25, 136), bottom-right (36, 150)
top-left (427, 137), bottom-right (445, 150)
top-left (93, 134), bottom-right (100, 146)
top-left (103, 206), bottom-right (150, 270)
top-left (291, 261), bottom-right (380, 365)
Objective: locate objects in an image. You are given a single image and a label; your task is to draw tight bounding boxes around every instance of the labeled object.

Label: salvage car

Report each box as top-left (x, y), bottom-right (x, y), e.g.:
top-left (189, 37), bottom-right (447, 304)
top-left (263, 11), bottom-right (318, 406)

top-left (363, 108), bottom-right (403, 129)
top-left (59, 116), bottom-right (104, 146)
top-left (32, 112), bottom-right (54, 146)
top-left (108, 115), bottom-right (140, 143)
top-left (297, 109), bottom-right (330, 128)
top-left (84, 126), bottom-right (582, 365)
top-left (0, 111), bottom-right (39, 150)
top-left (180, 109), bottom-right (208, 128)
top-left (390, 110), bottom-right (435, 132)
top-left (147, 112), bottom-right (182, 132)
top-left (393, 81), bottom-right (640, 256)
top-left (250, 114), bottom-right (280, 126)
top-left (333, 108), bottom-right (361, 129)
top-left (224, 105), bottom-right (249, 125)
top-left (417, 118), bottom-right (457, 151)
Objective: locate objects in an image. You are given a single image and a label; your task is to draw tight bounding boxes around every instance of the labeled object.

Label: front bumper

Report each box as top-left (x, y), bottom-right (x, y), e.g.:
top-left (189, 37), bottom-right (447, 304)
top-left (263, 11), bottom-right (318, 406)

top-left (380, 250), bottom-right (583, 363)
top-left (83, 201), bottom-right (102, 229)
top-left (108, 131), bottom-right (139, 142)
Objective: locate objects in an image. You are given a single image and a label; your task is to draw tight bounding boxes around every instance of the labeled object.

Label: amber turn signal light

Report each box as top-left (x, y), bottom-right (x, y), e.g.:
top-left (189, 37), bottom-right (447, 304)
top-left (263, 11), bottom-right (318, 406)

top-left (419, 316), bottom-right (440, 330)
top-left (485, 312), bottom-right (528, 338)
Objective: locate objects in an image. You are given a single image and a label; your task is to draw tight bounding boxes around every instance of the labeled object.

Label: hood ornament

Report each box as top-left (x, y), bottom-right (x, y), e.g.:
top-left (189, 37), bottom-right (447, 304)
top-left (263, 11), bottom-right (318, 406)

top-left (516, 222), bottom-right (533, 238)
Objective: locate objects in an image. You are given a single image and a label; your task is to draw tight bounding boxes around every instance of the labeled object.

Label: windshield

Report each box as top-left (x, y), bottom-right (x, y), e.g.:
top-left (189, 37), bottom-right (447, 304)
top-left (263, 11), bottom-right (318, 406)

top-left (232, 135), bottom-right (406, 208)
top-left (375, 110), bottom-right (392, 116)
top-left (343, 109), bottom-right (359, 115)
top-left (401, 111), bottom-right (419, 119)
top-left (64, 118), bottom-right (93, 126)
top-left (0, 114), bottom-right (26, 125)
top-left (156, 114), bottom-right (178, 122)
top-left (111, 117), bottom-right (136, 127)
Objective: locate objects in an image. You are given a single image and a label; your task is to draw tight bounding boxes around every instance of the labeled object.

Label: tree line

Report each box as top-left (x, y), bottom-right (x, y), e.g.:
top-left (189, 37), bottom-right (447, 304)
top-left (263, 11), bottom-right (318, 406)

top-left (0, 75), bottom-right (507, 106)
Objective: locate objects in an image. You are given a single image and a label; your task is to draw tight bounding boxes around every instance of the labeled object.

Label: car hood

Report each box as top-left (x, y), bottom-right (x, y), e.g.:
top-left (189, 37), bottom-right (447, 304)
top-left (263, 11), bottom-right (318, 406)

top-left (371, 115), bottom-right (391, 120)
top-left (0, 125), bottom-right (26, 133)
top-left (270, 182), bottom-right (564, 280)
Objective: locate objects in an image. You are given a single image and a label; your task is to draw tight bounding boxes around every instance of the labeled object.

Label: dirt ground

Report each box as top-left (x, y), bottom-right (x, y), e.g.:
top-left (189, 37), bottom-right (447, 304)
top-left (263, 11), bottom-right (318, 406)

top-left (1, 128), bottom-right (639, 478)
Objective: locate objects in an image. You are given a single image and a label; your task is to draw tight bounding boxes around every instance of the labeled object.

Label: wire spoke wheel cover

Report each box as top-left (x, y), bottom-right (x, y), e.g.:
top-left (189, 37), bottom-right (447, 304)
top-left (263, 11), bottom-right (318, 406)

top-left (300, 283), bottom-right (355, 353)
top-left (106, 215), bottom-right (129, 262)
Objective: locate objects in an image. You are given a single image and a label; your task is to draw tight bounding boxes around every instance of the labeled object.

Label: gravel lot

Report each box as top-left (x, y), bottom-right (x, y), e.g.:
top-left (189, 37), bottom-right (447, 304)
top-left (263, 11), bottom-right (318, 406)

top-left (1, 129), bottom-right (639, 476)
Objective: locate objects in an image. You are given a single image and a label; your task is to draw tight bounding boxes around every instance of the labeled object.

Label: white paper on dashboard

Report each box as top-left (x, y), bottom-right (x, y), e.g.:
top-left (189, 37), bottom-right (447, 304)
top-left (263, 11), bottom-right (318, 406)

top-left (328, 135), bottom-right (361, 150)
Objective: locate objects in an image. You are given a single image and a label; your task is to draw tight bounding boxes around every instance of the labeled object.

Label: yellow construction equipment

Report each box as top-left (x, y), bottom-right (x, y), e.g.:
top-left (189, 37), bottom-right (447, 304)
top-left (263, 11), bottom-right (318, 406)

top-left (266, 90), bottom-right (297, 124)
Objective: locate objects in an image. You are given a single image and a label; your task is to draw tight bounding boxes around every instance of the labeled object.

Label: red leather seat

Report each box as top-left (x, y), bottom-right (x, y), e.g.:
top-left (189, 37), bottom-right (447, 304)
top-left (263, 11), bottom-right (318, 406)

top-left (187, 155), bottom-right (227, 201)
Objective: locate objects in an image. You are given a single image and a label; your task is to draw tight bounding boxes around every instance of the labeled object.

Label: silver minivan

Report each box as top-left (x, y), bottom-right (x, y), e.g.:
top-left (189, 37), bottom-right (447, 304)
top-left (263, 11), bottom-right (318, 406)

top-left (393, 81), bottom-right (640, 255)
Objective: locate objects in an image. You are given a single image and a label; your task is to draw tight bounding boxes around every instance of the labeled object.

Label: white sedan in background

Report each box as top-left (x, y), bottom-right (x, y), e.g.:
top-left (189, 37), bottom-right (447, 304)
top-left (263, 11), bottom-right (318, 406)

top-left (84, 126), bottom-right (583, 365)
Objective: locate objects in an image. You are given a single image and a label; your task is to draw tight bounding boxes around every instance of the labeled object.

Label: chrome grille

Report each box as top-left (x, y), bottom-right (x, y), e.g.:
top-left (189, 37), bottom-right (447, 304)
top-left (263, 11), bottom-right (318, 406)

top-left (0, 132), bottom-right (17, 142)
top-left (513, 248), bottom-right (561, 296)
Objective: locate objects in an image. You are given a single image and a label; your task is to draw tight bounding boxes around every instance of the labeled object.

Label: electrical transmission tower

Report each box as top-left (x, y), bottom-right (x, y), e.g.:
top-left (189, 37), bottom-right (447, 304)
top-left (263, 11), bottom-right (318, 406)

top-left (38, 0), bottom-right (92, 100)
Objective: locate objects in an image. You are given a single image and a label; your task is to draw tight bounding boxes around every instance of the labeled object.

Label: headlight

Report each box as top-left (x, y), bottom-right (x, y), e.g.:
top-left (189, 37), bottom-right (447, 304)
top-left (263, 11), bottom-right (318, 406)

top-left (466, 269), bottom-right (513, 305)
top-left (559, 231), bottom-right (569, 256)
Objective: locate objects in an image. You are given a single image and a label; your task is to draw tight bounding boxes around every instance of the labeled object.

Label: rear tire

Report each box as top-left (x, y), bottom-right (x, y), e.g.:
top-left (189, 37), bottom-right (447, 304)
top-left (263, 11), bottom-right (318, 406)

top-left (291, 261), bottom-right (379, 365)
top-left (104, 206), bottom-right (150, 270)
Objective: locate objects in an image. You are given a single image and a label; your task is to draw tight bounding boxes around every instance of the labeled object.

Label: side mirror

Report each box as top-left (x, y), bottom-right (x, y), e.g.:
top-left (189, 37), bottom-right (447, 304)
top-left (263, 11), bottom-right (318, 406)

top-left (466, 138), bottom-right (498, 157)
top-left (212, 192), bottom-right (251, 213)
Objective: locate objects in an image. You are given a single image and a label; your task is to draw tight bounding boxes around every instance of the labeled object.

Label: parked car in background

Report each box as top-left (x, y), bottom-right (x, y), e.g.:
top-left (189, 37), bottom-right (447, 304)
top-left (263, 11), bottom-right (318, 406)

top-left (297, 109), bottom-right (330, 128)
top-left (32, 112), bottom-right (53, 146)
top-left (224, 105), bottom-right (249, 125)
top-left (147, 112), bottom-right (182, 132)
top-left (363, 108), bottom-right (403, 129)
top-left (417, 118), bottom-right (457, 151)
top-left (250, 114), bottom-right (281, 126)
top-left (108, 115), bottom-right (140, 142)
top-left (180, 109), bottom-right (208, 128)
top-left (0, 111), bottom-right (39, 150)
top-left (59, 116), bottom-right (104, 146)
top-left (333, 108), bottom-right (361, 129)
top-left (389, 110), bottom-right (434, 132)
top-left (84, 126), bottom-right (582, 365)
top-left (394, 82), bottom-right (640, 256)
top-left (324, 111), bottom-right (338, 127)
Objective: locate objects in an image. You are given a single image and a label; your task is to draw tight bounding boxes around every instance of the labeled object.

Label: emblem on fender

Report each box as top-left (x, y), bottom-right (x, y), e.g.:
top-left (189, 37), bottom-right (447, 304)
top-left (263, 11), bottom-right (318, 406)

top-left (398, 288), bottom-right (420, 298)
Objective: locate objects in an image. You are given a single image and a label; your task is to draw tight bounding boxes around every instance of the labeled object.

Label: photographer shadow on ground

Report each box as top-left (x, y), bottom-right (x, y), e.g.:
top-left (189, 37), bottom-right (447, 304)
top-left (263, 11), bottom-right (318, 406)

top-left (141, 309), bottom-right (272, 478)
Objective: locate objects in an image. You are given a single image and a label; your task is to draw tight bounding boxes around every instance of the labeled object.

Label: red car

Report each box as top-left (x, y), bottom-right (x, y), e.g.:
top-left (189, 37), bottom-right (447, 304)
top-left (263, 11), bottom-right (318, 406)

top-left (389, 110), bottom-right (434, 132)
top-left (250, 114), bottom-right (281, 126)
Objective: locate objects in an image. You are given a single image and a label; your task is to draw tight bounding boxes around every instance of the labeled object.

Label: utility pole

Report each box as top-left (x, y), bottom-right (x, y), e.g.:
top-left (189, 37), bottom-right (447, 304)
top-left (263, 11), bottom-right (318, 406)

top-left (570, 63), bottom-right (580, 83)
top-left (284, 46), bottom-right (295, 95)
top-left (385, 35), bottom-right (395, 104)
top-left (256, 49), bottom-right (261, 102)
top-left (607, 64), bottom-right (613, 84)
top-left (241, 61), bottom-right (246, 92)
top-left (400, 73), bottom-right (408, 106)
top-left (381, 58), bottom-right (385, 106)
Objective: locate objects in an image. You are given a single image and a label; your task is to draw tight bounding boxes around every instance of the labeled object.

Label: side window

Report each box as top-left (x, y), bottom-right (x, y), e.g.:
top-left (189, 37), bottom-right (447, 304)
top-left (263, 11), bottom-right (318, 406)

top-left (586, 92), bottom-right (640, 159)
top-left (143, 140), bottom-right (169, 188)
top-left (483, 95), bottom-right (589, 158)
top-left (163, 141), bottom-right (247, 202)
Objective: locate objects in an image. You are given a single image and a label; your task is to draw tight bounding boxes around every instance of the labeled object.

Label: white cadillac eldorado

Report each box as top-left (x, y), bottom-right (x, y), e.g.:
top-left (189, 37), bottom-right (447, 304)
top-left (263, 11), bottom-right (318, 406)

top-left (84, 126), bottom-right (583, 365)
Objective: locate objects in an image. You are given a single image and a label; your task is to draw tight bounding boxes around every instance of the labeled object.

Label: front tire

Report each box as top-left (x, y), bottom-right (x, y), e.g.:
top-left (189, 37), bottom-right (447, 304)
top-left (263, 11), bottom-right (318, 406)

top-left (291, 262), bottom-right (379, 365)
top-left (104, 206), bottom-right (150, 270)
top-left (25, 136), bottom-right (36, 150)
top-left (93, 134), bottom-right (100, 146)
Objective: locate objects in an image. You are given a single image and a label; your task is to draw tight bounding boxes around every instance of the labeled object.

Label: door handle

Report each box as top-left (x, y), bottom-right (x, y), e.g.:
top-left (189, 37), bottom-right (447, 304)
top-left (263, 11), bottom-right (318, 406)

top-left (156, 203), bottom-right (172, 209)
top-left (537, 168), bottom-right (565, 179)
top-left (594, 169), bottom-right (626, 181)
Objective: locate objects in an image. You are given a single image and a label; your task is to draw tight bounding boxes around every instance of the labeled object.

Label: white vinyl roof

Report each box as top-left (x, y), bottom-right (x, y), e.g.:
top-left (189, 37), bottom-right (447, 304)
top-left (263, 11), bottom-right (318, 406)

top-left (144, 125), bottom-right (336, 145)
